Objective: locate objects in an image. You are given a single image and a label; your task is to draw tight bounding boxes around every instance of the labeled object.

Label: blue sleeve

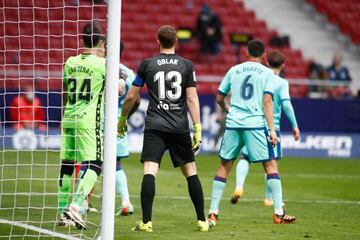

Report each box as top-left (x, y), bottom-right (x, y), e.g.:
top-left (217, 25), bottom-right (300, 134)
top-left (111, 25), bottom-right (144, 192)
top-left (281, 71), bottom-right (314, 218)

top-left (132, 75), bottom-right (145, 87)
top-left (218, 68), bottom-right (231, 95)
top-left (133, 60), bottom-right (146, 87)
top-left (282, 100), bottom-right (298, 129)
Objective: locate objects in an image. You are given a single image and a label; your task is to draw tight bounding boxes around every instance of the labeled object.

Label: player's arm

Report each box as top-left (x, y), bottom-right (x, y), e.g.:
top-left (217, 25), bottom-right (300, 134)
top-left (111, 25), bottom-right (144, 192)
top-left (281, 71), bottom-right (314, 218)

top-left (217, 68), bottom-right (231, 113)
top-left (62, 62), bottom-right (69, 118)
top-left (263, 94), bottom-right (277, 146)
top-left (117, 85), bottom-right (141, 137)
top-left (129, 95), bottom-right (140, 117)
top-left (185, 63), bottom-right (202, 152)
top-left (186, 87), bottom-right (202, 152)
top-left (62, 81), bottom-right (67, 117)
top-left (187, 87), bottom-right (200, 125)
top-left (282, 100), bottom-right (300, 141)
top-left (280, 82), bottom-right (300, 141)
top-left (120, 86), bottom-right (141, 118)
top-left (118, 79), bottom-right (126, 96)
top-left (263, 73), bottom-right (277, 146)
top-left (216, 93), bottom-right (229, 113)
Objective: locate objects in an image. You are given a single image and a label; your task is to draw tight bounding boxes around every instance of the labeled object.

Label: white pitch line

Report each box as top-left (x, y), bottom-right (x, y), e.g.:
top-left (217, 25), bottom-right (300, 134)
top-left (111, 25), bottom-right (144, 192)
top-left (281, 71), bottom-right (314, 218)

top-left (0, 219), bottom-right (82, 240)
top-left (132, 170), bottom-right (360, 179)
top-left (131, 195), bottom-right (360, 205)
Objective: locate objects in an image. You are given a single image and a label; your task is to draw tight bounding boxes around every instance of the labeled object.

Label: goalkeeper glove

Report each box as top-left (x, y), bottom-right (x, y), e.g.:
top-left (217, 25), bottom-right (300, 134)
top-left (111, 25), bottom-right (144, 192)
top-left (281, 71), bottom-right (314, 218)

top-left (192, 123), bottom-right (202, 153)
top-left (117, 114), bottom-right (128, 138)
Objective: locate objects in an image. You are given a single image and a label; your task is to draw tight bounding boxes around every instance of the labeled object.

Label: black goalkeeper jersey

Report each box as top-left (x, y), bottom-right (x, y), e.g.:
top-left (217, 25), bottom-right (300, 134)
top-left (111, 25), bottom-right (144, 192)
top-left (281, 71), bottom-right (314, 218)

top-left (132, 53), bottom-right (196, 133)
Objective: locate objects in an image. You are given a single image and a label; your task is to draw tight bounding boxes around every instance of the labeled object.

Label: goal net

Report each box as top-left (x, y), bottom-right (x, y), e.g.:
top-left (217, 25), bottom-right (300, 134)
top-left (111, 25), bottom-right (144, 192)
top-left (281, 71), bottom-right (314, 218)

top-left (0, 1), bottom-right (108, 239)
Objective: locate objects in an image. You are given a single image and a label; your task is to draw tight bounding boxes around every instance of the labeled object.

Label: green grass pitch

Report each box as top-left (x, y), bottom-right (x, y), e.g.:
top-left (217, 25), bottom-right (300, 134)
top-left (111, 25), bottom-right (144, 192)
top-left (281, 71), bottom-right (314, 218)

top-left (0, 151), bottom-right (359, 239)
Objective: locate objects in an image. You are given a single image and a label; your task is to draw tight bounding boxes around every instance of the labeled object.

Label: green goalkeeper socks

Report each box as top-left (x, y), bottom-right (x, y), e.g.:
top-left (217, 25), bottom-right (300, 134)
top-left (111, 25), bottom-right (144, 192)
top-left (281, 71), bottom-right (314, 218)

top-left (72, 169), bottom-right (98, 208)
top-left (58, 173), bottom-right (72, 216)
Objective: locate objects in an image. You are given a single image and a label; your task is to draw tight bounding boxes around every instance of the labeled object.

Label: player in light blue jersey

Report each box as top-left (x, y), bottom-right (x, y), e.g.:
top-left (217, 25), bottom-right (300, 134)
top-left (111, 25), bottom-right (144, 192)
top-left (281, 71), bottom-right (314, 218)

top-left (115, 42), bottom-right (140, 216)
top-left (231, 51), bottom-right (300, 209)
top-left (208, 41), bottom-right (296, 227)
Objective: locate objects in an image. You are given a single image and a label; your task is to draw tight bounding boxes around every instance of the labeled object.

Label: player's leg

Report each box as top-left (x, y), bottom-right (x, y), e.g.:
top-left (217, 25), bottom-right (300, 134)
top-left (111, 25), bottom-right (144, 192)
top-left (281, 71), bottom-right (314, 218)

top-left (115, 135), bottom-right (133, 216)
top-left (58, 160), bottom-right (75, 227)
top-left (64, 128), bottom-right (103, 229)
top-left (75, 163), bottom-right (98, 215)
top-left (263, 173), bottom-right (273, 207)
top-left (167, 131), bottom-right (207, 231)
top-left (115, 158), bottom-right (134, 216)
top-left (231, 148), bottom-right (250, 204)
top-left (132, 130), bottom-right (165, 232)
top-left (262, 160), bottom-right (295, 223)
top-left (58, 128), bottom-right (76, 227)
top-left (208, 129), bottom-right (243, 226)
top-left (181, 162), bottom-right (208, 231)
top-left (264, 131), bottom-right (283, 207)
top-left (244, 129), bottom-right (295, 223)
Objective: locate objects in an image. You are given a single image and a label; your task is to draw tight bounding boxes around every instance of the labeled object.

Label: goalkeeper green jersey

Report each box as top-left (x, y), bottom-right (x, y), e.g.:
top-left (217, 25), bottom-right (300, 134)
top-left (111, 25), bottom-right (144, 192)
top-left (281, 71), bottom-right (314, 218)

top-left (62, 53), bottom-right (106, 129)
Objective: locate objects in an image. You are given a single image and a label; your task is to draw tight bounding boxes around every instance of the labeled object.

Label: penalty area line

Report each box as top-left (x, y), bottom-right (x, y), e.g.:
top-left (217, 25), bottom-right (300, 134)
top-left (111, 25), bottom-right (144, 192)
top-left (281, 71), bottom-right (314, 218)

top-left (0, 219), bottom-right (82, 240)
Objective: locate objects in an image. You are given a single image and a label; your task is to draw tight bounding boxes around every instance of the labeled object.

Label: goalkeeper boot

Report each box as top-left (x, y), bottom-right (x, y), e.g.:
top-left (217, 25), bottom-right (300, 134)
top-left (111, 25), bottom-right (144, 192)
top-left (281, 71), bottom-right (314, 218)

top-left (132, 220), bottom-right (153, 232)
top-left (207, 212), bottom-right (218, 229)
top-left (273, 211), bottom-right (296, 224)
top-left (230, 190), bottom-right (243, 204)
top-left (58, 216), bottom-right (76, 227)
top-left (197, 219), bottom-right (209, 232)
top-left (64, 205), bottom-right (88, 230)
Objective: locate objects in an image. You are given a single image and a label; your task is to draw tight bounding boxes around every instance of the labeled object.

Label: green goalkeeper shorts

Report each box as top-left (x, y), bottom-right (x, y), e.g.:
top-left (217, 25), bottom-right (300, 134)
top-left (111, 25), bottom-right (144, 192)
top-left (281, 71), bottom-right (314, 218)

top-left (60, 128), bottom-right (103, 162)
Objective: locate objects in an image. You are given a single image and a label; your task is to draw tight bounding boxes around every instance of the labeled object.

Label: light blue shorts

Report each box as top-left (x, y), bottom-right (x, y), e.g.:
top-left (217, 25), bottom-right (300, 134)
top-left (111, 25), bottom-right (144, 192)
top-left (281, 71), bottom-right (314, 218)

top-left (219, 128), bottom-right (275, 163)
top-left (117, 134), bottom-right (129, 158)
top-left (240, 130), bottom-right (282, 161)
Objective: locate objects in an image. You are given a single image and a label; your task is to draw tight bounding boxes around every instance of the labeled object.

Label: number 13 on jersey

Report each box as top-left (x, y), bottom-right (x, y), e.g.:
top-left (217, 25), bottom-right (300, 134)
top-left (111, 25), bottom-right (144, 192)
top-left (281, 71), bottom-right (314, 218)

top-left (154, 71), bottom-right (182, 100)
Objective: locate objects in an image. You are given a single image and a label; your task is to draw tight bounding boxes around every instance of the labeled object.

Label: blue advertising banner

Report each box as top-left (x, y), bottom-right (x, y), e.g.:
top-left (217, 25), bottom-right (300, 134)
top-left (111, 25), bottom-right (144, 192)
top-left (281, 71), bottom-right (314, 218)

top-left (1, 95), bottom-right (359, 158)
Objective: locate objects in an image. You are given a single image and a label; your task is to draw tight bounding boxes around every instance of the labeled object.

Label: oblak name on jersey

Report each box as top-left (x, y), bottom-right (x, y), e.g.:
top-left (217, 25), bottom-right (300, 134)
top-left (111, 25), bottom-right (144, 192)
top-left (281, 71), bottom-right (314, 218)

top-left (157, 58), bottom-right (178, 65)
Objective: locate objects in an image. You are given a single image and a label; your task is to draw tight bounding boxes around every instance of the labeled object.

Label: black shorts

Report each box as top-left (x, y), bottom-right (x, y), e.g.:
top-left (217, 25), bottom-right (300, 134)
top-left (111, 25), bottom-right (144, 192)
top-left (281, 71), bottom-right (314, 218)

top-left (140, 129), bottom-right (195, 168)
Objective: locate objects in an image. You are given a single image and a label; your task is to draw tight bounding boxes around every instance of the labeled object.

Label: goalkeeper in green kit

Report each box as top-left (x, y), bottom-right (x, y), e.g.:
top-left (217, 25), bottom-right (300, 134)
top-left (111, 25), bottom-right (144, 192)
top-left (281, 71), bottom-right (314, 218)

top-left (57, 23), bottom-right (105, 230)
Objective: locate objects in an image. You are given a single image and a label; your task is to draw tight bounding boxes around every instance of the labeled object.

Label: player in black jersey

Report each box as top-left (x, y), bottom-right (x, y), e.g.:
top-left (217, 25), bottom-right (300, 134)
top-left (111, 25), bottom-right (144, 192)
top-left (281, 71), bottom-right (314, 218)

top-left (118, 25), bottom-right (208, 232)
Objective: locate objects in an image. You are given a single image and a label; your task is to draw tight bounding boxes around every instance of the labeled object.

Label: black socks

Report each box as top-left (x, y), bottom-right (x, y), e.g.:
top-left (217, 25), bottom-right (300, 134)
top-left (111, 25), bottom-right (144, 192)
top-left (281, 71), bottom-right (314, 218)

top-left (141, 174), bottom-right (155, 223)
top-left (187, 175), bottom-right (205, 221)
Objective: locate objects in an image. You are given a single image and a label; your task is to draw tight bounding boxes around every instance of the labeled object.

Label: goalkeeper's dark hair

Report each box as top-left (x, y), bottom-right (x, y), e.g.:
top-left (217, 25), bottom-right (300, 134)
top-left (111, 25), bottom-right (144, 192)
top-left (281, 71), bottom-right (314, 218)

top-left (247, 39), bottom-right (265, 58)
top-left (82, 22), bottom-right (103, 48)
top-left (157, 25), bottom-right (177, 49)
top-left (268, 50), bottom-right (285, 68)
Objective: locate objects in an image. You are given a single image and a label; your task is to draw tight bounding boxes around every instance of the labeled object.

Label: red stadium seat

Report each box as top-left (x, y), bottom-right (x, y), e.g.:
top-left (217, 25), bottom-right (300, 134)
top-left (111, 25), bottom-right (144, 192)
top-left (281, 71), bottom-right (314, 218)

top-left (308, 0), bottom-right (360, 45)
top-left (1, 0), bottom-right (311, 92)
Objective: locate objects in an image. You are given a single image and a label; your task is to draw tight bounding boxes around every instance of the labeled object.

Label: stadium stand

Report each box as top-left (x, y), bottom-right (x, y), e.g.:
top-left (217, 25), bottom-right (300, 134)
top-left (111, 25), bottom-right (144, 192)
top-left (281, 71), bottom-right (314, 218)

top-left (307, 0), bottom-right (360, 45)
top-left (1, 0), bottom-right (310, 96)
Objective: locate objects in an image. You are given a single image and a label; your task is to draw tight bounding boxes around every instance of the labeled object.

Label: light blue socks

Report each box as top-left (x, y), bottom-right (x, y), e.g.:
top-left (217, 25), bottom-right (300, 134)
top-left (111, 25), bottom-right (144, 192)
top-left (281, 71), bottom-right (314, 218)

top-left (235, 159), bottom-right (249, 191)
top-left (266, 173), bottom-right (283, 215)
top-left (209, 176), bottom-right (227, 214)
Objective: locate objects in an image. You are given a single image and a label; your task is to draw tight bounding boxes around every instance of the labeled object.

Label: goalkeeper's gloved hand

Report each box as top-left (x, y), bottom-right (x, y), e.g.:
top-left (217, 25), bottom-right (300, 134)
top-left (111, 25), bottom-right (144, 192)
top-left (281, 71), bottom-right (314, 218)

top-left (192, 123), bottom-right (202, 153)
top-left (117, 114), bottom-right (128, 138)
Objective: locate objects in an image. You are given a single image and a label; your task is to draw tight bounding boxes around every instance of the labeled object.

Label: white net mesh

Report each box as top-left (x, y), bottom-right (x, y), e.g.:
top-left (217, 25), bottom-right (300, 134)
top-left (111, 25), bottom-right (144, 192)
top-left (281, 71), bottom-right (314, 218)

top-left (0, 1), bottom-right (108, 239)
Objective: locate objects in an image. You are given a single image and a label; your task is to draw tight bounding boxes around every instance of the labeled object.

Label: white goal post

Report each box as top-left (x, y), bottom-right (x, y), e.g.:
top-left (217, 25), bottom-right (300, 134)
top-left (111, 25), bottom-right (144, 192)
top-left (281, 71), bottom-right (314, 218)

top-left (101, 0), bottom-right (122, 239)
